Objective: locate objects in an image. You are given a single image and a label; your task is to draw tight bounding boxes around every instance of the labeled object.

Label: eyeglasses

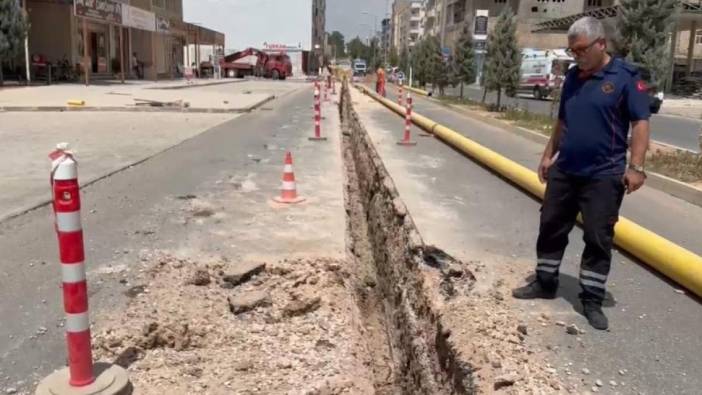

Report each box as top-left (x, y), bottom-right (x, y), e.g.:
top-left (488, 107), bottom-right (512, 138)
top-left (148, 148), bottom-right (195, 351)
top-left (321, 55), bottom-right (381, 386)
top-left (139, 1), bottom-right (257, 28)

top-left (566, 38), bottom-right (602, 57)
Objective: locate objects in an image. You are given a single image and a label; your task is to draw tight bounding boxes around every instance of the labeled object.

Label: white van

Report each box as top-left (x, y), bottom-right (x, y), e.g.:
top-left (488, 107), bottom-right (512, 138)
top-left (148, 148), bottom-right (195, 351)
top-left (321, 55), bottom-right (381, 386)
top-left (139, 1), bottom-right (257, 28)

top-left (519, 49), bottom-right (575, 100)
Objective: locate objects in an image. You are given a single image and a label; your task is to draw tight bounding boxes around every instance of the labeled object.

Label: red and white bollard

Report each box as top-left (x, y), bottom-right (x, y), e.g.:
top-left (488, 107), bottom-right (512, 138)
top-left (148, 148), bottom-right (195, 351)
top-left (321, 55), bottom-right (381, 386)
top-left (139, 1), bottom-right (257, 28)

top-left (398, 84), bottom-right (404, 107)
top-left (37, 144), bottom-right (130, 395)
top-left (309, 86), bottom-right (327, 141)
top-left (398, 94), bottom-right (417, 146)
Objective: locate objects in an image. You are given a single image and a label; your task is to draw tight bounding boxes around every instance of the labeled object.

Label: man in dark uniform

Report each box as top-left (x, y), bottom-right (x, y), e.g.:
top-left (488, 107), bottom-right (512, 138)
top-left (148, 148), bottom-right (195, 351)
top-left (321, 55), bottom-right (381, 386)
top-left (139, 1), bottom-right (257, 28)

top-left (512, 17), bottom-right (651, 330)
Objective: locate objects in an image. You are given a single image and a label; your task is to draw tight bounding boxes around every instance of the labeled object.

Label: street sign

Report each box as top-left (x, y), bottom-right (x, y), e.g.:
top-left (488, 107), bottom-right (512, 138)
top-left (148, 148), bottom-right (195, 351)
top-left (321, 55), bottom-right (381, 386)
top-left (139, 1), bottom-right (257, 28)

top-left (442, 47), bottom-right (451, 62)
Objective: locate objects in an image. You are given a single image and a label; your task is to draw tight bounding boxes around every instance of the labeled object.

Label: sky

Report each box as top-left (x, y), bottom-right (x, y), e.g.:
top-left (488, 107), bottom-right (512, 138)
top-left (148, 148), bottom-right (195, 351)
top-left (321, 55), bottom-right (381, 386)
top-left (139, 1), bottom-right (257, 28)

top-left (183, 0), bottom-right (390, 51)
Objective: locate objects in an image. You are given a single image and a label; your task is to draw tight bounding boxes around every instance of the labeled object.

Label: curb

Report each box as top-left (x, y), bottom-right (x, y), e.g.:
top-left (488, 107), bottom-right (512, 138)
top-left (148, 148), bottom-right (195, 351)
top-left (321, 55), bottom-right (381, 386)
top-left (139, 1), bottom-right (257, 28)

top-left (0, 95), bottom-right (275, 114)
top-left (434, 100), bottom-right (702, 209)
top-left (404, 85), bottom-right (430, 97)
top-left (148, 79), bottom-right (246, 90)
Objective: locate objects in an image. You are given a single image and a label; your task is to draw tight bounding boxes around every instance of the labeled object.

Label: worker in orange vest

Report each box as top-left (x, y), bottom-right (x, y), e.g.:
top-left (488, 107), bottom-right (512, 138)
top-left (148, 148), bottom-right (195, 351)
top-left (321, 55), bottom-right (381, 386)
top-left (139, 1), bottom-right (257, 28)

top-left (376, 67), bottom-right (386, 97)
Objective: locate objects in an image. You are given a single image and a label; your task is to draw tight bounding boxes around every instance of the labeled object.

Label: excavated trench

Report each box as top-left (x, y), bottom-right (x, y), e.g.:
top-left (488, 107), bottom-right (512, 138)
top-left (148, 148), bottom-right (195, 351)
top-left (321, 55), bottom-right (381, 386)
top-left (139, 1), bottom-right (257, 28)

top-left (339, 80), bottom-right (474, 394)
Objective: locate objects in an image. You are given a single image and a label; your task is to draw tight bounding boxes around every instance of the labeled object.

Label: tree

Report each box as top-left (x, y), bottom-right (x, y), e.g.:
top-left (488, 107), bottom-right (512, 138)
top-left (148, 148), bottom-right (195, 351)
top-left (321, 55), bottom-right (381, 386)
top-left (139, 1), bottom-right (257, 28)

top-left (454, 28), bottom-right (477, 99)
top-left (619, 0), bottom-right (678, 90)
top-left (483, 7), bottom-right (521, 110)
top-left (327, 31), bottom-right (346, 59)
top-left (389, 46), bottom-right (399, 67)
top-left (347, 36), bottom-right (370, 63)
top-left (435, 55), bottom-right (457, 97)
top-left (399, 46), bottom-right (410, 76)
top-left (0, 0), bottom-right (29, 85)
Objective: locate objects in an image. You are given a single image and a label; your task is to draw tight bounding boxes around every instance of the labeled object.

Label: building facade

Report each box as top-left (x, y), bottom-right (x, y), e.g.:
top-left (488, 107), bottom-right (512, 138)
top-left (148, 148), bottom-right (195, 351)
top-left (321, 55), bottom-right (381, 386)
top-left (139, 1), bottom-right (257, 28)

top-left (21, 0), bottom-right (223, 82)
top-left (381, 18), bottom-right (392, 62)
top-left (392, 0), bottom-right (593, 56)
top-left (392, 0), bottom-right (426, 52)
top-left (311, 0), bottom-right (326, 72)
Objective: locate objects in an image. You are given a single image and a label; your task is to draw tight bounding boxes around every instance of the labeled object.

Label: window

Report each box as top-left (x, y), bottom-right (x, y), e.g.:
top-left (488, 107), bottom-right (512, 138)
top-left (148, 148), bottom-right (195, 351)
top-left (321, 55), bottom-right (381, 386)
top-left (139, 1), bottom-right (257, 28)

top-left (532, 6), bottom-right (538, 12)
top-left (494, 0), bottom-right (507, 3)
top-left (696, 30), bottom-right (702, 45)
top-left (587, 0), bottom-right (603, 7)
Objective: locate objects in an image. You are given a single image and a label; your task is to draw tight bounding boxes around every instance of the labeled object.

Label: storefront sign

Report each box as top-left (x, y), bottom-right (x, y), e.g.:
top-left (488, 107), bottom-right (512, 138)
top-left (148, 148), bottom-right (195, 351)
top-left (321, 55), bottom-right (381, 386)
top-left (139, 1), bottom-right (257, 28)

top-left (156, 16), bottom-right (170, 33)
top-left (474, 9), bottom-right (489, 40)
top-left (263, 43), bottom-right (300, 51)
top-left (122, 4), bottom-right (155, 31)
top-left (74, 0), bottom-right (122, 24)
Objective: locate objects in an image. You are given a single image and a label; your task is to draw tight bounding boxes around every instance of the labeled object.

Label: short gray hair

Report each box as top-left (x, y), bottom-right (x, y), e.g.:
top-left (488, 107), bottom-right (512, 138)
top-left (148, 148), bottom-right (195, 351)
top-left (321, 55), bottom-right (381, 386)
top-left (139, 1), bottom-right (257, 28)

top-left (568, 17), bottom-right (605, 41)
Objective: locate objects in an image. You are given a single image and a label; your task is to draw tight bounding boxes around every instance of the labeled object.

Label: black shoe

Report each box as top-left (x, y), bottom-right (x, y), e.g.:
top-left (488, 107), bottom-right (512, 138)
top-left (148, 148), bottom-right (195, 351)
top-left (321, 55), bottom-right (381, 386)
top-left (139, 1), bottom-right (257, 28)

top-left (583, 302), bottom-right (608, 330)
top-left (512, 281), bottom-right (557, 300)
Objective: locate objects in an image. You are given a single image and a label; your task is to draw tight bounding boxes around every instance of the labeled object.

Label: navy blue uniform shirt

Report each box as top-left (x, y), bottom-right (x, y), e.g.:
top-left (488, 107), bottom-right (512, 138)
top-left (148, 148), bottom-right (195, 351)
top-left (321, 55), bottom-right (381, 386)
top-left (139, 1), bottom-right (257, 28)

top-left (556, 57), bottom-right (651, 177)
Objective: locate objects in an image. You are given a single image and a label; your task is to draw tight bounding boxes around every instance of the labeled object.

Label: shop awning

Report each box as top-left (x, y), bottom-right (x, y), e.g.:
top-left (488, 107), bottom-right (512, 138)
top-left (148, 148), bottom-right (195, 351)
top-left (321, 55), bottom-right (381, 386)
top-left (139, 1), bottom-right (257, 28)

top-left (186, 23), bottom-right (225, 46)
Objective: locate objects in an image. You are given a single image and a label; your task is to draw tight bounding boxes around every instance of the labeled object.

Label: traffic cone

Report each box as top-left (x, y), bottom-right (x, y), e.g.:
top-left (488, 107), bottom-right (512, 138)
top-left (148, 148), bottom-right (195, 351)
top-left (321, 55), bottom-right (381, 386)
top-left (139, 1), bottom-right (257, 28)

top-left (273, 152), bottom-right (305, 204)
top-left (398, 95), bottom-right (417, 146)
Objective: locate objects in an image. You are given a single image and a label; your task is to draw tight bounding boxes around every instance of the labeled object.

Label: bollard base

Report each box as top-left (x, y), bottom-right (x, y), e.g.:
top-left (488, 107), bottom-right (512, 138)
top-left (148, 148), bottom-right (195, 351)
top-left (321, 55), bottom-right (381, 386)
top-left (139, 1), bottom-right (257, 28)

top-left (273, 196), bottom-right (306, 204)
top-left (397, 140), bottom-right (417, 146)
top-left (36, 363), bottom-right (131, 395)
top-left (309, 137), bottom-right (328, 141)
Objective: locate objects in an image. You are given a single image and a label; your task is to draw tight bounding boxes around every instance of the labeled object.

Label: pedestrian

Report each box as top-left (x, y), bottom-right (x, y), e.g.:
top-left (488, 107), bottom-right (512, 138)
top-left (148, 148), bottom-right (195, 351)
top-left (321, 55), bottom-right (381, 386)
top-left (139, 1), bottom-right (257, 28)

top-left (512, 16), bottom-right (651, 331)
top-left (132, 52), bottom-right (143, 79)
top-left (376, 66), bottom-right (386, 97)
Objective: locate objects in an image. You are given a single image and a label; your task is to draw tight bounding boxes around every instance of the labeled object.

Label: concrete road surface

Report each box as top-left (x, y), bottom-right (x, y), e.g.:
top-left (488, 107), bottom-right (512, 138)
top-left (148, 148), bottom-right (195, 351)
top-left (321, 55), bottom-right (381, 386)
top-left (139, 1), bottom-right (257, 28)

top-left (0, 82), bottom-right (346, 394)
top-left (356, 85), bottom-right (702, 394)
top-left (437, 84), bottom-right (702, 153)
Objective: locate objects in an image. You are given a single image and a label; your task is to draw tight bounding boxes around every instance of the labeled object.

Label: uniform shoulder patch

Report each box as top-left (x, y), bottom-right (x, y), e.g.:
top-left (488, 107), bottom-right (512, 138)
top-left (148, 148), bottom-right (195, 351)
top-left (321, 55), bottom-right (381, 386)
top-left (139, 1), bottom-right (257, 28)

top-left (636, 80), bottom-right (647, 92)
top-left (601, 81), bottom-right (615, 94)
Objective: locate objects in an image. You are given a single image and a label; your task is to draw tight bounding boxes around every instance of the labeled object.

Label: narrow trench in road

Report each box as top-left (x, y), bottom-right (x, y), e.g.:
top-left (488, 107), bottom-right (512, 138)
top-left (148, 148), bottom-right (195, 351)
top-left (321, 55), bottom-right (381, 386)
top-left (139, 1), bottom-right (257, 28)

top-left (339, 81), bottom-right (474, 394)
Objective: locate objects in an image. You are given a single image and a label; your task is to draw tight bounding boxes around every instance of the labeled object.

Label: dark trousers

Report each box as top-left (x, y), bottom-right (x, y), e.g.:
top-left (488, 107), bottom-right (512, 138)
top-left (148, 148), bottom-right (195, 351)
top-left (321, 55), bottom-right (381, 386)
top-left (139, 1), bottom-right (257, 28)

top-left (536, 166), bottom-right (625, 303)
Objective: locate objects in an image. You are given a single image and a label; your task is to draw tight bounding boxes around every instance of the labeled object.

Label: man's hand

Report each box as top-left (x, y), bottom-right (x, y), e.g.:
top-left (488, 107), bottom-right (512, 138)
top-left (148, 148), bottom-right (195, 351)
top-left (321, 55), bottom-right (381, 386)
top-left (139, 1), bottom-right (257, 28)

top-left (538, 156), bottom-right (555, 184)
top-left (623, 169), bottom-right (646, 194)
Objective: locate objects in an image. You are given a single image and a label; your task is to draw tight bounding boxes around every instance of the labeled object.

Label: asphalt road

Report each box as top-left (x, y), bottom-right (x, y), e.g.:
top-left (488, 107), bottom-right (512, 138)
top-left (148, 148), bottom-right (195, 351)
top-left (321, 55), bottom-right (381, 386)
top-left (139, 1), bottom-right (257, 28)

top-left (0, 83), bottom-right (343, 394)
top-left (436, 84), bottom-right (702, 153)
top-left (367, 84), bottom-right (702, 394)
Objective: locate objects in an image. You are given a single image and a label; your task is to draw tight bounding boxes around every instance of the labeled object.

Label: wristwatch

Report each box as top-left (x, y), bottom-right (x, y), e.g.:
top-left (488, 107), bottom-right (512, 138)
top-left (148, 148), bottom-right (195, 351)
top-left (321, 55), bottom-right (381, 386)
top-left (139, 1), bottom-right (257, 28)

top-left (628, 163), bottom-right (647, 176)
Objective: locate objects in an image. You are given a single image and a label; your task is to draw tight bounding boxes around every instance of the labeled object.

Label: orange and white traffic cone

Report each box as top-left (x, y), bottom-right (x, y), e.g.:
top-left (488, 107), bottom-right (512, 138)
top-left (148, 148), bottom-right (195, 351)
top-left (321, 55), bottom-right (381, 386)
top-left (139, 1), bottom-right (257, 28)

top-left (398, 94), bottom-right (417, 146)
top-left (273, 152), bottom-right (305, 204)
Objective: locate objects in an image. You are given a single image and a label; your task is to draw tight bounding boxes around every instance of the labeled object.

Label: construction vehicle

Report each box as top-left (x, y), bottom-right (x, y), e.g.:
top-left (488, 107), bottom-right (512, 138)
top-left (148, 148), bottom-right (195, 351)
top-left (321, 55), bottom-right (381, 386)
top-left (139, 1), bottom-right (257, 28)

top-left (220, 47), bottom-right (292, 80)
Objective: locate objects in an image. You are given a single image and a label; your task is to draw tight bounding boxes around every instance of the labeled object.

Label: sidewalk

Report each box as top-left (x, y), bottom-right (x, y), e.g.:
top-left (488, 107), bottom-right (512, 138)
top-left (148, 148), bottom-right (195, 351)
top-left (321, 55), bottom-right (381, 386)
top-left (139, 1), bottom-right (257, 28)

top-left (0, 80), bottom-right (271, 112)
top-left (349, 87), bottom-right (702, 394)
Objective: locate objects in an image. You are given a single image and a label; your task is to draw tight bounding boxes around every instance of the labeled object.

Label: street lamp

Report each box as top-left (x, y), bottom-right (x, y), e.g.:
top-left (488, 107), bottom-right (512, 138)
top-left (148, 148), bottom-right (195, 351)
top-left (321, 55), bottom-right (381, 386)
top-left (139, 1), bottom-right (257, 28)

top-left (359, 22), bottom-right (375, 69)
top-left (361, 11), bottom-right (379, 66)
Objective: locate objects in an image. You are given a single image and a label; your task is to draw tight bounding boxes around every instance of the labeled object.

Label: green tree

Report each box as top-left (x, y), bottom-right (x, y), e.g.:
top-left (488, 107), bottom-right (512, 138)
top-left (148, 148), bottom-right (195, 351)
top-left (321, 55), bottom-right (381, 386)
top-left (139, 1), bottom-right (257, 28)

top-left (347, 36), bottom-right (370, 63)
top-left (327, 31), bottom-right (346, 59)
top-left (454, 28), bottom-right (477, 99)
top-left (389, 46), bottom-right (399, 67)
top-left (0, 0), bottom-right (29, 85)
top-left (619, 0), bottom-right (678, 90)
top-left (399, 46), bottom-right (410, 76)
top-left (483, 7), bottom-right (521, 110)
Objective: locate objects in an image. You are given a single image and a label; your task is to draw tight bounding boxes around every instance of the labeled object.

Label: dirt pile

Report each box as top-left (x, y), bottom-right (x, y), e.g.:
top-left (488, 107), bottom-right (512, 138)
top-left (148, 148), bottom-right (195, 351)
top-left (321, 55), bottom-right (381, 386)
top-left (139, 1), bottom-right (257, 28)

top-left (93, 252), bottom-right (375, 395)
